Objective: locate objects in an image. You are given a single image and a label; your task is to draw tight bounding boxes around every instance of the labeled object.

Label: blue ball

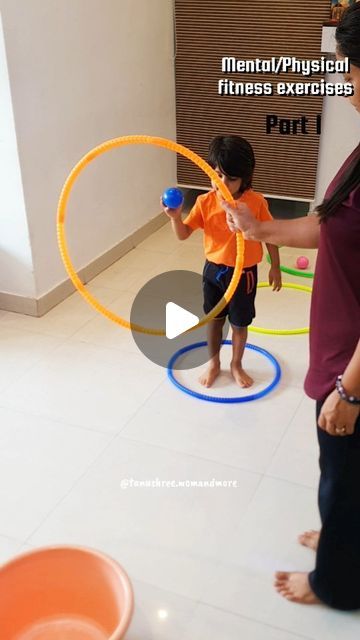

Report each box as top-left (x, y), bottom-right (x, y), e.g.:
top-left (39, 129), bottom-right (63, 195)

top-left (162, 187), bottom-right (184, 209)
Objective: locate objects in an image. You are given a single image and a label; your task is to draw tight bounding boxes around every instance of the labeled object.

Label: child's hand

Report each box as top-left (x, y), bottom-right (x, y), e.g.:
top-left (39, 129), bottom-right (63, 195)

top-left (220, 199), bottom-right (260, 240)
top-left (268, 266), bottom-right (282, 291)
top-left (160, 197), bottom-right (183, 220)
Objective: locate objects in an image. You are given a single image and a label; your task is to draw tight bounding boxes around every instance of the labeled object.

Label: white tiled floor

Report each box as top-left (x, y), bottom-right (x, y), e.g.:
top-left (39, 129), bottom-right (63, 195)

top-left (1, 224), bottom-right (359, 639)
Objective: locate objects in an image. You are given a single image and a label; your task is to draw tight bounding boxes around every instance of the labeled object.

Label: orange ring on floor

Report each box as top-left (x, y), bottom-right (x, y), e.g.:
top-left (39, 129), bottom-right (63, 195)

top-left (57, 135), bottom-right (244, 335)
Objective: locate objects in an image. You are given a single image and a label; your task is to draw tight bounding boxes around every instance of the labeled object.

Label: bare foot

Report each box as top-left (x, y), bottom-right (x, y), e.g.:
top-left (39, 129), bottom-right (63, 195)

top-left (298, 530), bottom-right (320, 551)
top-left (230, 363), bottom-right (253, 388)
top-left (199, 363), bottom-right (220, 388)
top-left (274, 571), bottom-right (321, 605)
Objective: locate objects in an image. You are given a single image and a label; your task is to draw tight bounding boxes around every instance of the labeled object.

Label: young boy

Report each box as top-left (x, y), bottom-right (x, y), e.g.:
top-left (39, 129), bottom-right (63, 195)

top-left (163, 135), bottom-right (281, 388)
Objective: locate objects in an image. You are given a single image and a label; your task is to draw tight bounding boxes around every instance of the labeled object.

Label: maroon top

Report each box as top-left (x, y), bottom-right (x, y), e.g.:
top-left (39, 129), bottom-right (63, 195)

top-left (304, 145), bottom-right (360, 401)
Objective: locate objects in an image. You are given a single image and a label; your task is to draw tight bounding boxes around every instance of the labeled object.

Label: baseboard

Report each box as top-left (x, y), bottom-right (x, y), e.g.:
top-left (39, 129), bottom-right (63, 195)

top-left (0, 293), bottom-right (38, 316)
top-left (0, 212), bottom-right (167, 317)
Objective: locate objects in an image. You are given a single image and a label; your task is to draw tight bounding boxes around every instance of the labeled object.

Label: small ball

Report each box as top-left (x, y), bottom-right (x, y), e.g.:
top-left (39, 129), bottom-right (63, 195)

top-left (296, 256), bottom-right (309, 270)
top-left (162, 187), bottom-right (184, 209)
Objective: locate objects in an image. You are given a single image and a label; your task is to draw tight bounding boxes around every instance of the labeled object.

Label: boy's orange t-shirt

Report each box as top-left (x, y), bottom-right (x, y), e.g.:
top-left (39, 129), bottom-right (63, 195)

top-left (183, 189), bottom-right (273, 267)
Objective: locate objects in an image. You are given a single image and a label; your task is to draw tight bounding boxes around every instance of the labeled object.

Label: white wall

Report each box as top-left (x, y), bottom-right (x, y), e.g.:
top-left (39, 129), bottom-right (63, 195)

top-left (315, 73), bottom-right (360, 206)
top-left (316, 25), bottom-right (360, 205)
top-left (0, 13), bottom-right (36, 297)
top-left (0, 0), bottom-right (176, 298)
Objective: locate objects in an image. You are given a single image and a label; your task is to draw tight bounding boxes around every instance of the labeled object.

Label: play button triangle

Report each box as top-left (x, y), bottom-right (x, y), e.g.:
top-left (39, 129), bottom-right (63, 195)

top-left (165, 302), bottom-right (199, 340)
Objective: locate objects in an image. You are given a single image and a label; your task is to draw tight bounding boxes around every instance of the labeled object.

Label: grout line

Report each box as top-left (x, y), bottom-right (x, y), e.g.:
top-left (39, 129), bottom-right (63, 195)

top-left (116, 432), bottom-right (264, 479)
top-left (119, 429), bottom-right (319, 493)
top-left (21, 377), bottom-right (166, 546)
top-left (262, 394), bottom-right (311, 479)
top-left (0, 338), bottom-right (70, 396)
top-left (21, 430), bottom-right (122, 545)
top-left (0, 402), bottom-right (116, 437)
top-left (195, 599), bottom-right (313, 640)
top-left (117, 574), bottom-right (313, 640)
top-left (264, 472), bottom-right (318, 493)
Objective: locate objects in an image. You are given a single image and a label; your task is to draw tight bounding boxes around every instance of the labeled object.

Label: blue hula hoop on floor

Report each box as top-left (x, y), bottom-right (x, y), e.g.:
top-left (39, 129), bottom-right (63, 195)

top-left (167, 340), bottom-right (281, 403)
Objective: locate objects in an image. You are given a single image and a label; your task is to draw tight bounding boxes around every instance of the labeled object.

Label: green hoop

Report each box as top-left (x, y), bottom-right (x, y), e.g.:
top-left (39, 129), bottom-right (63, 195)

top-left (266, 252), bottom-right (314, 279)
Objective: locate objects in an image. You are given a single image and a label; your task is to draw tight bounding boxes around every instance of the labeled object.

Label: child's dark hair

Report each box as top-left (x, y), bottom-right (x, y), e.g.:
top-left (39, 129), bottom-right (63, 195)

top-left (317, 3), bottom-right (360, 221)
top-left (208, 135), bottom-right (255, 192)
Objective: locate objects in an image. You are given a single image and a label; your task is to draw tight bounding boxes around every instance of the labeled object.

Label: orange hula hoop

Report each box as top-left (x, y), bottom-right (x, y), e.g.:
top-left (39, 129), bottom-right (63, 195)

top-left (57, 135), bottom-right (244, 335)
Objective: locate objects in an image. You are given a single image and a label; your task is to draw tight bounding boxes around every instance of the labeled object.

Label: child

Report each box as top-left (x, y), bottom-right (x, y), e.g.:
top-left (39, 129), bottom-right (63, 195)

top-left (162, 135), bottom-right (281, 388)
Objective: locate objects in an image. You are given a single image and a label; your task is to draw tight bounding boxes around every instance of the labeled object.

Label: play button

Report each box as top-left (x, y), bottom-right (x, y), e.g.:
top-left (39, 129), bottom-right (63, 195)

top-left (130, 269), bottom-right (229, 369)
top-left (165, 302), bottom-right (199, 339)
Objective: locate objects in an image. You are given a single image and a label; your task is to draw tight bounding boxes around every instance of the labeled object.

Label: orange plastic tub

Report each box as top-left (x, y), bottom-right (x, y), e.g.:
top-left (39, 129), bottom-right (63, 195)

top-left (0, 546), bottom-right (134, 640)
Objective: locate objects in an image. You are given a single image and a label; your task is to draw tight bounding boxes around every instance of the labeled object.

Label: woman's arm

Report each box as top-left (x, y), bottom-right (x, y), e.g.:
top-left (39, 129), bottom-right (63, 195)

top-left (222, 201), bottom-right (320, 249)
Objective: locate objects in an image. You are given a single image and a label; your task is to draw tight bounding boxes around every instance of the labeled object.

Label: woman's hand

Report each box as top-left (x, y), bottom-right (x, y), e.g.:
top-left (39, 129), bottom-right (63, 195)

top-left (221, 200), bottom-right (261, 240)
top-left (318, 388), bottom-right (360, 436)
top-left (268, 266), bottom-right (282, 291)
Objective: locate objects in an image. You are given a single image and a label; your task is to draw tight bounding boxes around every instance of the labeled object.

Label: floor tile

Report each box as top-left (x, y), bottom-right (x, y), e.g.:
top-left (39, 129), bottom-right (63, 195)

top-left (0, 327), bottom-right (63, 393)
top-left (248, 333), bottom-right (310, 390)
top-left (181, 603), bottom-right (311, 640)
top-left (71, 291), bottom-right (145, 355)
top-left (0, 341), bottom-right (164, 433)
top-left (122, 383), bottom-right (303, 474)
top-left (0, 284), bottom-right (121, 339)
top-left (127, 579), bottom-right (197, 640)
top-left (0, 407), bottom-right (111, 539)
top-left (0, 535), bottom-right (22, 564)
top-left (266, 396), bottom-right (319, 488)
top-left (28, 437), bottom-right (261, 600)
top-left (199, 477), bottom-right (359, 639)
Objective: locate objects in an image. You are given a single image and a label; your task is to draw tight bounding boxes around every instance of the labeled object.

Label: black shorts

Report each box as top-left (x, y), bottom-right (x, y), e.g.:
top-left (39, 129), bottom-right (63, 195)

top-left (202, 260), bottom-right (257, 328)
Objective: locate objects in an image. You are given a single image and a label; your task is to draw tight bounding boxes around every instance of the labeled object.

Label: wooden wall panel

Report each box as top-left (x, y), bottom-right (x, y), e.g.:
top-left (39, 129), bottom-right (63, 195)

top-left (175, 0), bottom-right (330, 200)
